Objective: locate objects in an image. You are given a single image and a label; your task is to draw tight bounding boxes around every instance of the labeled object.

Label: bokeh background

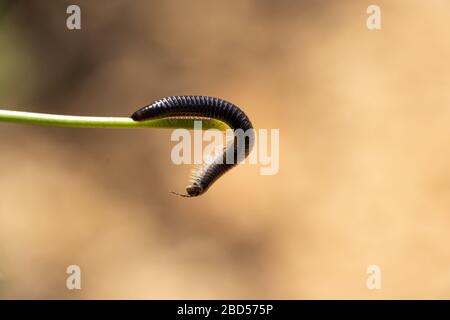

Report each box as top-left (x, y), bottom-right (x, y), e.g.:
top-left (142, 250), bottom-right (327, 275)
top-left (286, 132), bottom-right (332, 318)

top-left (1, 0), bottom-right (450, 299)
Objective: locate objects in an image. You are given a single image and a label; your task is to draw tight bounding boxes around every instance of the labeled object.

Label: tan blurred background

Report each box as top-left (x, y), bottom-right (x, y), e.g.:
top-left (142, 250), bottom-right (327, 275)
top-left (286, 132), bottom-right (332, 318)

top-left (0, 0), bottom-right (449, 299)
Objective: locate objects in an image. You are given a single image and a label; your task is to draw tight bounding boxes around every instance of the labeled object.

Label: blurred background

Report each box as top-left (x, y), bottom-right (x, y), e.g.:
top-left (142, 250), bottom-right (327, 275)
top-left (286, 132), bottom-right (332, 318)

top-left (0, 0), bottom-right (450, 299)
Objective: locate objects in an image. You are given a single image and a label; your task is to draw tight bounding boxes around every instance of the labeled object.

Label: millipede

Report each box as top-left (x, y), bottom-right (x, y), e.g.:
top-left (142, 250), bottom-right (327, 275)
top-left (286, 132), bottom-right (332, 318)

top-left (131, 95), bottom-right (254, 197)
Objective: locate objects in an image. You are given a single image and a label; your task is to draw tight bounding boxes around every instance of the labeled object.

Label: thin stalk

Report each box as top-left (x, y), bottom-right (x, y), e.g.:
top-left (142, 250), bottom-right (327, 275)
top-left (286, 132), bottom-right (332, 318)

top-left (0, 109), bottom-right (229, 130)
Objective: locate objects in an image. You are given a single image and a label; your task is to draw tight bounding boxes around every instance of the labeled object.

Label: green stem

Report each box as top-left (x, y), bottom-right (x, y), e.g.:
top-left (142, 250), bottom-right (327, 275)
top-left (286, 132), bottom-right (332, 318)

top-left (0, 109), bottom-right (229, 130)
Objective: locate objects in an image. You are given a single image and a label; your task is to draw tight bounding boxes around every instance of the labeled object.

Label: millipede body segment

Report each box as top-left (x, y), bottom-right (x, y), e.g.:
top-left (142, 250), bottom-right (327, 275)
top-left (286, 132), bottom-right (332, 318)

top-left (131, 96), bottom-right (254, 197)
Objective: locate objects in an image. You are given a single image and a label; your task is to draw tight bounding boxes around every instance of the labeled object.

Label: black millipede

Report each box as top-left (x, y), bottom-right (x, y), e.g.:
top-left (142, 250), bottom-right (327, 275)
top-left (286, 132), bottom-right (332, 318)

top-left (131, 96), bottom-right (254, 197)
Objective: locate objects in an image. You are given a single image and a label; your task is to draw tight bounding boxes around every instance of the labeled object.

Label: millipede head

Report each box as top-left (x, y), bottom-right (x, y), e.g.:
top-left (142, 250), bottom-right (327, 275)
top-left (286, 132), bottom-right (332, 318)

top-left (186, 183), bottom-right (203, 197)
top-left (170, 183), bottom-right (204, 198)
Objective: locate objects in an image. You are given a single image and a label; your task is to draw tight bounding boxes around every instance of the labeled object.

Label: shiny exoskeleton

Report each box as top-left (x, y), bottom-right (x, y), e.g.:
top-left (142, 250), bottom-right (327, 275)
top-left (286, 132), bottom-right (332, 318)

top-left (131, 96), bottom-right (254, 197)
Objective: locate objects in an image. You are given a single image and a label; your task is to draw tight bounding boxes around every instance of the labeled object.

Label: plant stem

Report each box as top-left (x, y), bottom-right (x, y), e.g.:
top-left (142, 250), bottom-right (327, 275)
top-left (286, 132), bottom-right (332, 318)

top-left (0, 109), bottom-right (229, 130)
